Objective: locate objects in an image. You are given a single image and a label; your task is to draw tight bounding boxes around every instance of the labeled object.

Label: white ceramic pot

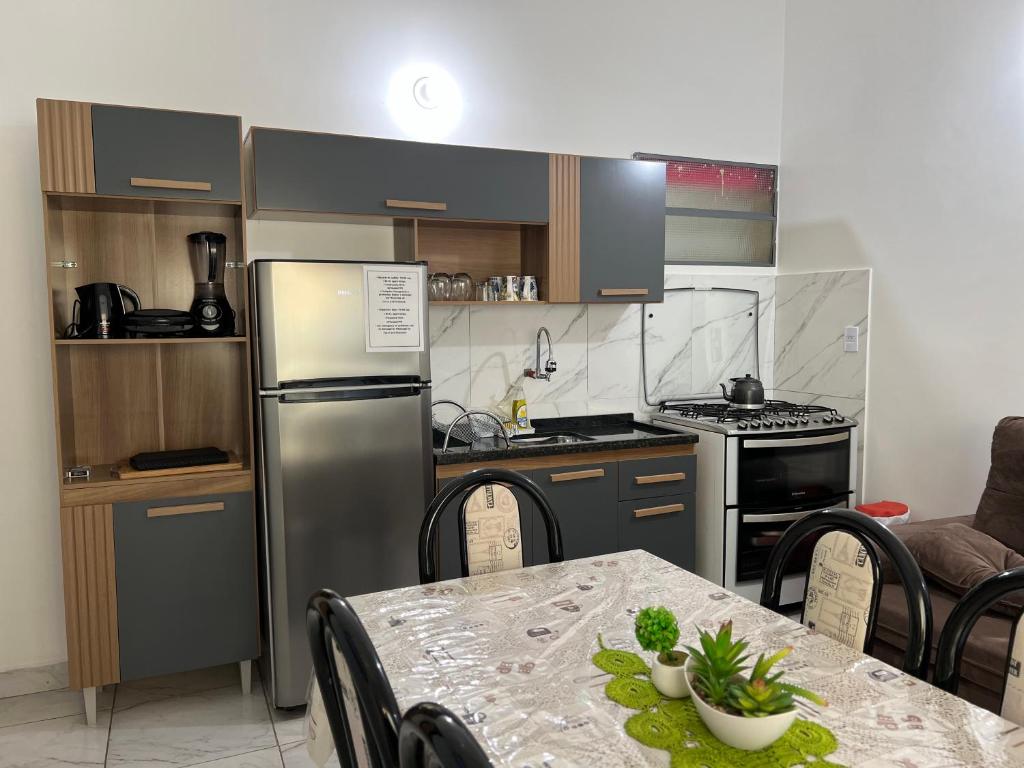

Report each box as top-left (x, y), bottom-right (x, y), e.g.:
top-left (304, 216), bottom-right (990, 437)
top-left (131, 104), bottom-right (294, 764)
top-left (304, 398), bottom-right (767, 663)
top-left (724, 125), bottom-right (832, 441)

top-left (651, 653), bottom-right (690, 699)
top-left (684, 659), bottom-right (797, 751)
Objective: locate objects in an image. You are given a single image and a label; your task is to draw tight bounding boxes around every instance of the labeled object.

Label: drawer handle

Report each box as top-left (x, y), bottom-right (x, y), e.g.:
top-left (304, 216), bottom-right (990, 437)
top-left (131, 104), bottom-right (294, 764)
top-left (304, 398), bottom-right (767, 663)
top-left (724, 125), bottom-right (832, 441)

top-left (550, 468), bottom-right (605, 483)
top-left (385, 199), bottom-right (448, 212)
top-left (147, 501), bottom-right (224, 518)
top-left (634, 502), bottom-right (684, 519)
top-left (130, 177), bottom-right (213, 192)
top-left (599, 288), bottom-right (649, 297)
top-left (635, 472), bottom-right (686, 485)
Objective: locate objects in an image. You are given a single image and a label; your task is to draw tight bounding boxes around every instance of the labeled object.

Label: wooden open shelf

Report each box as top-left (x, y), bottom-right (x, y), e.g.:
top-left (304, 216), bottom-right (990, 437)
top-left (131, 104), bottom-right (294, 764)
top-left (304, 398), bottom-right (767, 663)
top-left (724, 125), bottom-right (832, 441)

top-left (429, 300), bottom-right (548, 306)
top-left (61, 462), bottom-right (253, 506)
top-left (55, 336), bottom-right (247, 346)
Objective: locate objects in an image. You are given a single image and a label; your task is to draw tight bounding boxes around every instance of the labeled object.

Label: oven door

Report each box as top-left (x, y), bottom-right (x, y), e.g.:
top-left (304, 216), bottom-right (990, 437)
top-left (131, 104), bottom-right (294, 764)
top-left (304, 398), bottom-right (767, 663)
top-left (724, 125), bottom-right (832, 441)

top-left (734, 494), bottom-right (851, 585)
top-left (736, 429), bottom-right (852, 508)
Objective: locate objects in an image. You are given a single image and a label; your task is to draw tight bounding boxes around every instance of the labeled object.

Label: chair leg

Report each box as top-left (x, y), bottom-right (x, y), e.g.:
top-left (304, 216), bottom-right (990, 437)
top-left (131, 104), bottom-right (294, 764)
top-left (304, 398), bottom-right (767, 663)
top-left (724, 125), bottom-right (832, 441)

top-left (83, 687), bottom-right (97, 726)
top-left (239, 659), bottom-right (252, 695)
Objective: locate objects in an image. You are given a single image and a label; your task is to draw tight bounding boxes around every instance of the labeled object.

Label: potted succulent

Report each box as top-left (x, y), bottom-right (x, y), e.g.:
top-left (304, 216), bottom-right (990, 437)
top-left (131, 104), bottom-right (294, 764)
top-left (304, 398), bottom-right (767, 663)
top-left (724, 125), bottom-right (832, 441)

top-left (684, 621), bottom-right (827, 751)
top-left (634, 606), bottom-right (689, 698)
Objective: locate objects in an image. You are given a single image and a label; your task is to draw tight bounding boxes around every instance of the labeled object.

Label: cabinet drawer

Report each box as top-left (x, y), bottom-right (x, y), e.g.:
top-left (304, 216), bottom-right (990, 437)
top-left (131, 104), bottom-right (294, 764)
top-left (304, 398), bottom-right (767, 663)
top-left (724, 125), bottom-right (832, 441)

top-left (617, 493), bottom-right (695, 571)
top-left (113, 492), bottom-right (257, 681)
top-left (92, 105), bottom-right (241, 201)
top-left (618, 455), bottom-right (695, 500)
top-left (249, 128), bottom-right (548, 222)
top-left (530, 463), bottom-right (618, 564)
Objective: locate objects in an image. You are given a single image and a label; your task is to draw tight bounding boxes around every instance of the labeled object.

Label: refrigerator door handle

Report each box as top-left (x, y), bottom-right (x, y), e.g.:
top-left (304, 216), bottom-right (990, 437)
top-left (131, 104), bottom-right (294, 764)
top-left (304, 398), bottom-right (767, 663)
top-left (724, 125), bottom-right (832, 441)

top-left (278, 385), bottom-right (428, 404)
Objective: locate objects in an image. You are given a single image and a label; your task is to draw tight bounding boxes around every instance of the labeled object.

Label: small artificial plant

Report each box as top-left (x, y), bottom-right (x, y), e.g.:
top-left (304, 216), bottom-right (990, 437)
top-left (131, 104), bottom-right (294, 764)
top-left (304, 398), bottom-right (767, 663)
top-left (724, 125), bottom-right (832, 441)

top-left (634, 606), bottom-right (687, 666)
top-left (685, 620), bottom-right (827, 717)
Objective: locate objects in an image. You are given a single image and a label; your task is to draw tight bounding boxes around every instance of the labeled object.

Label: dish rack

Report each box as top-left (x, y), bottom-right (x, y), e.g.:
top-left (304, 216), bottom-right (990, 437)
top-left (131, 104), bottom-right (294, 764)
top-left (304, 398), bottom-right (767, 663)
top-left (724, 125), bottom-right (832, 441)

top-left (431, 400), bottom-right (514, 450)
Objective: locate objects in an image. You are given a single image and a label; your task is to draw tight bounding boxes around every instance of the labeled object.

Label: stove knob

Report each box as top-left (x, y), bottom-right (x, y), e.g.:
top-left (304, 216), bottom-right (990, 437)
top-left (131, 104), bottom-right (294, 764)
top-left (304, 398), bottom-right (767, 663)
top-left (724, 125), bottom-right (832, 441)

top-left (787, 418), bottom-right (798, 426)
top-left (823, 416), bottom-right (833, 423)
top-left (800, 417), bottom-right (810, 425)
top-left (834, 415), bottom-right (846, 422)
top-left (737, 421), bottom-right (748, 430)
top-left (749, 420), bottom-right (761, 429)
top-left (773, 419), bottom-right (785, 427)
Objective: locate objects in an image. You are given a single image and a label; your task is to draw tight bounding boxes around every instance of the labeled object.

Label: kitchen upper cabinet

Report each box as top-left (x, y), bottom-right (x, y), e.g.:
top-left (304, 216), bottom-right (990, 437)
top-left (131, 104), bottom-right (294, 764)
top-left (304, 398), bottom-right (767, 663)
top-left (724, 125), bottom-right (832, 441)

top-left (112, 492), bottom-right (258, 682)
top-left (529, 463), bottom-right (619, 565)
top-left (578, 156), bottom-right (665, 303)
top-left (91, 105), bottom-right (242, 201)
top-left (247, 128), bottom-right (549, 223)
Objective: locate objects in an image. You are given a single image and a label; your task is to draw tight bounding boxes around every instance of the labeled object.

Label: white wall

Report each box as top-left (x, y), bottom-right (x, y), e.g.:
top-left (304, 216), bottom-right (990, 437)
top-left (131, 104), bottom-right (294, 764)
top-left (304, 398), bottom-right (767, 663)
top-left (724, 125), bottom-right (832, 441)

top-left (778, 1), bottom-right (1024, 518)
top-left (0, 0), bottom-right (785, 671)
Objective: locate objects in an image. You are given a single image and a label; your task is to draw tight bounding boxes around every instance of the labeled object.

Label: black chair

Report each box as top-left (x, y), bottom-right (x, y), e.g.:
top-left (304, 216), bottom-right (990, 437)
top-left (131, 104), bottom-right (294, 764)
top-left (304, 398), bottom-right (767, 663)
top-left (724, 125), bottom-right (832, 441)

top-left (398, 701), bottom-right (493, 768)
top-left (934, 566), bottom-right (1024, 723)
top-left (306, 589), bottom-right (401, 767)
top-left (760, 507), bottom-right (933, 679)
top-left (419, 467), bottom-right (564, 584)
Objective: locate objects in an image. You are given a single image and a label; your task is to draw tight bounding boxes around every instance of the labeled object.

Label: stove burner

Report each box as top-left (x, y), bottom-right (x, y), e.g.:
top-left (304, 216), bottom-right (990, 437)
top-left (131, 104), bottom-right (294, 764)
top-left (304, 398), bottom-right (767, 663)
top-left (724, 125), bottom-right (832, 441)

top-left (659, 400), bottom-right (845, 427)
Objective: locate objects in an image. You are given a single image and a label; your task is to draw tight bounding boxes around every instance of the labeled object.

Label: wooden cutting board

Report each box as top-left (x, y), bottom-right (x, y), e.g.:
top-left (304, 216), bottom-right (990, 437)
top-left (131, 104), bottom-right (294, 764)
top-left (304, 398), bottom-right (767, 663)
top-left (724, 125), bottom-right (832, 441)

top-left (113, 453), bottom-right (244, 479)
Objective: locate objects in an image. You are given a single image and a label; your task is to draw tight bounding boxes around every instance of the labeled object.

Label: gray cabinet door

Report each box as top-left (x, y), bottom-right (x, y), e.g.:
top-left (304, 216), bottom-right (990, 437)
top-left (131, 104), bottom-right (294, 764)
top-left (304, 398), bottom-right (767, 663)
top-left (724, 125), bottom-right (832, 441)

top-left (436, 478), bottom-right (535, 581)
top-left (249, 129), bottom-right (548, 222)
top-left (618, 455), bottom-right (696, 500)
top-left (92, 105), bottom-right (241, 201)
top-left (617, 493), bottom-right (695, 571)
top-left (113, 492), bottom-right (258, 681)
top-left (579, 157), bottom-right (665, 303)
top-left (529, 463), bottom-right (619, 564)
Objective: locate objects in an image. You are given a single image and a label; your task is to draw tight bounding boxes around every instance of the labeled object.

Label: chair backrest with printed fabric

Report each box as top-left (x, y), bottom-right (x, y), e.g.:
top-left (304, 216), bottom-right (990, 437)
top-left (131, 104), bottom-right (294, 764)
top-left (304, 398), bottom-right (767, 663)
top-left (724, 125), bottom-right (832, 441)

top-left (331, 641), bottom-right (374, 768)
top-left (460, 483), bottom-right (524, 576)
top-left (802, 530), bottom-right (880, 652)
top-left (1001, 614), bottom-right (1024, 724)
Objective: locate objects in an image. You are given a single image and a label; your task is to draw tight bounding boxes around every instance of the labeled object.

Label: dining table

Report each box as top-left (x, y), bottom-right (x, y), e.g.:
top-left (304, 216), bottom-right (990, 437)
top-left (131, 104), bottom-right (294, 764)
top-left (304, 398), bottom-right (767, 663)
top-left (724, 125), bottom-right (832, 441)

top-left (335, 550), bottom-right (1024, 767)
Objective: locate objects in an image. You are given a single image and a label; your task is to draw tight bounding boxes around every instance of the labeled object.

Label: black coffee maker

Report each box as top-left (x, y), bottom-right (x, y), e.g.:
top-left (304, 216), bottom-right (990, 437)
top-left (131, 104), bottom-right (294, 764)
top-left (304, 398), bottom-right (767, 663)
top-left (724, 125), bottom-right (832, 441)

top-left (188, 231), bottom-right (235, 336)
top-left (67, 283), bottom-right (141, 338)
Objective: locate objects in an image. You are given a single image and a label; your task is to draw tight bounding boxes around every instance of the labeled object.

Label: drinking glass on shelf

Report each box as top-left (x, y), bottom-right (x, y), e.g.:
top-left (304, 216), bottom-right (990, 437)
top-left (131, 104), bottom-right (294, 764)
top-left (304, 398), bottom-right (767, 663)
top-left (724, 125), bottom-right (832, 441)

top-left (475, 281), bottom-right (495, 301)
top-left (428, 273), bottom-right (451, 301)
top-left (451, 273), bottom-right (473, 301)
top-left (488, 276), bottom-right (503, 300)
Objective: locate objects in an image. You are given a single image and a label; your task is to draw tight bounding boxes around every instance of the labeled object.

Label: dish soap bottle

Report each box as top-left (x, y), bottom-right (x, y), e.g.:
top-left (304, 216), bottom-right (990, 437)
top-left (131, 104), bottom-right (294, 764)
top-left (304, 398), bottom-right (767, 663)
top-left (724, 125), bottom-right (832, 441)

top-left (511, 381), bottom-right (529, 432)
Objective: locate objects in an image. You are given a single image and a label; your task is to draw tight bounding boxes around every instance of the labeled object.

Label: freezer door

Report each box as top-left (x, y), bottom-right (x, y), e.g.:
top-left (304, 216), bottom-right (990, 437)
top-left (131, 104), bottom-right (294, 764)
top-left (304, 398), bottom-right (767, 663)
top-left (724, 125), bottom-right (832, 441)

top-left (252, 260), bottom-right (430, 388)
top-left (258, 384), bottom-right (433, 707)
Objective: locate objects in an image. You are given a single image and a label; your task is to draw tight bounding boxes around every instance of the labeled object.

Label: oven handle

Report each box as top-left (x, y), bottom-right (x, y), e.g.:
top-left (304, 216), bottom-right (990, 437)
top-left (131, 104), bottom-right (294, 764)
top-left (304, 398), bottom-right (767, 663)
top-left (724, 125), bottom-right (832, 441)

top-left (742, 508), bottom-right (826, 524)
top-left (742, 432), bottom-right (849, 449)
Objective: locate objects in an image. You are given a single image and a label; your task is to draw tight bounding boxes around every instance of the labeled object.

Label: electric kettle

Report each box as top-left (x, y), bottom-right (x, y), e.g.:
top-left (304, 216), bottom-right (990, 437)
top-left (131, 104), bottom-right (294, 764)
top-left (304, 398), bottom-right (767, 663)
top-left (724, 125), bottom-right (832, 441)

top-left (67, 283), bottom-right (142, 339)
top-left (720, 374), bottom-right (765, 410)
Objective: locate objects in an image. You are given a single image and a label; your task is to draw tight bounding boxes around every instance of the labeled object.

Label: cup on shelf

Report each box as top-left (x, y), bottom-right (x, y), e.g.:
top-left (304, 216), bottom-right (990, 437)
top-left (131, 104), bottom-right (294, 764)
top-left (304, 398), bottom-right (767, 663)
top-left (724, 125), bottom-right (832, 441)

top-left (521, 275), bottom-right (539, 302)
top-left (487, 276), bottom-right (503, 301)
top-left (451, 273), bottom-right (473, 301)
top-left (476, 281), bottom-right (496, 301)
top-left (428, 273), bottom-right (452, 301)
top-left (501, 275), bottom-right (521, 302)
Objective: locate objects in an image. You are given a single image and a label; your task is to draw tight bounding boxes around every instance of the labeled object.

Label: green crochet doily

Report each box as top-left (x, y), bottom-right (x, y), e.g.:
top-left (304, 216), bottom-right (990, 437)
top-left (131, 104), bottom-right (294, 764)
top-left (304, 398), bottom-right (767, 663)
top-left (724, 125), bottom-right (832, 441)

top-left (592, 636), bottom-right (846, 768)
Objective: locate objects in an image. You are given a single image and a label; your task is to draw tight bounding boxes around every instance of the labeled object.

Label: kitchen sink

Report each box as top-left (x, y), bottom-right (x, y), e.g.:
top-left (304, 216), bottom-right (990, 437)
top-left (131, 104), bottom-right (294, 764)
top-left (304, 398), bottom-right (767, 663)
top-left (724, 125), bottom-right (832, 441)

top-left (509, 432), bottom-right (596, 445)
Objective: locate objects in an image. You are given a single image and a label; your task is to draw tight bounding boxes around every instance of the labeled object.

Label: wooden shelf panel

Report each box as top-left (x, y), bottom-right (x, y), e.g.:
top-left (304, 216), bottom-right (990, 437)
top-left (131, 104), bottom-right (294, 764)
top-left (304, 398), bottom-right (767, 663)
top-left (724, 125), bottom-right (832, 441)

top-left (429, 301), bottom-right (548, 306)
top-left (54, 336), bottom-right (248, 346)
top-left (61, 463), bottom-right (253, 506)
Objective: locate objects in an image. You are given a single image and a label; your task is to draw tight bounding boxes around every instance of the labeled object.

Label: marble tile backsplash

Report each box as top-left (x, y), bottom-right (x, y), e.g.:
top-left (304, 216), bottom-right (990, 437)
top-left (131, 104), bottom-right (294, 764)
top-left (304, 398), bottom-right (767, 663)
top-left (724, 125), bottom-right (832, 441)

top-left (428, 271), bottom-right (777, 421)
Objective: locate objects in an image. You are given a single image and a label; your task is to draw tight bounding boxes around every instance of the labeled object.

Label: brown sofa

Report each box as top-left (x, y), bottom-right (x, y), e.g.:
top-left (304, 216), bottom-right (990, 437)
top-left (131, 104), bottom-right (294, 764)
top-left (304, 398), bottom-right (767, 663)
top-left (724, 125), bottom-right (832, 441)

top-left (871, 417), bottom-right (1024, 714)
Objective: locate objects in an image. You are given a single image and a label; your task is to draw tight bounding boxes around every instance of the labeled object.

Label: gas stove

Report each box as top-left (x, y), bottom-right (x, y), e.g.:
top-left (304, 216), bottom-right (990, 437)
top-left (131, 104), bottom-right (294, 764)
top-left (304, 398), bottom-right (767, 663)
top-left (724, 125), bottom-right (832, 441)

top-left (651, 400), bottom-right (855, 436)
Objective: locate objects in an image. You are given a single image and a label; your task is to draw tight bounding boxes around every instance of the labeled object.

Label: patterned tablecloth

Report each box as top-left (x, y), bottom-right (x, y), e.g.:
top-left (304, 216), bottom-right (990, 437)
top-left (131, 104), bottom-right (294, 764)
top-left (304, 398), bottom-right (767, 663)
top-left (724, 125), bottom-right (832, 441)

top-left (346, 550), bottom-right (1024, 767)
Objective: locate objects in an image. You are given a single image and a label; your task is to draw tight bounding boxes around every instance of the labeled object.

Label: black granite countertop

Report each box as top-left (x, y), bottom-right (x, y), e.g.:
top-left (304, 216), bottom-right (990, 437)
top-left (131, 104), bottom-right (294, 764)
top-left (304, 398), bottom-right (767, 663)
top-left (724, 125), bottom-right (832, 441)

top-left (433, 412), bottom-right (698, 466)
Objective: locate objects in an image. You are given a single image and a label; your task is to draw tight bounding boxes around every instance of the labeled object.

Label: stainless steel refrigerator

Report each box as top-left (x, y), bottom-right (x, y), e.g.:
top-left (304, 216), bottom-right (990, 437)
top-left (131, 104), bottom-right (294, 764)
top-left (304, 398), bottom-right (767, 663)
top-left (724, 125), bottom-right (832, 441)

top-left (251, 259), bottom-right (432, 708)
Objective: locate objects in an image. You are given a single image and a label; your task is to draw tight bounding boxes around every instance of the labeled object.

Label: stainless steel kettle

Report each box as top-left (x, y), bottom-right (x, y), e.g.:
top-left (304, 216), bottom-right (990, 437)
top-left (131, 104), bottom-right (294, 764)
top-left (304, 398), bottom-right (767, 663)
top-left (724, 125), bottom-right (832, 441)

top-left (720, 374), bottom-right (765, 410)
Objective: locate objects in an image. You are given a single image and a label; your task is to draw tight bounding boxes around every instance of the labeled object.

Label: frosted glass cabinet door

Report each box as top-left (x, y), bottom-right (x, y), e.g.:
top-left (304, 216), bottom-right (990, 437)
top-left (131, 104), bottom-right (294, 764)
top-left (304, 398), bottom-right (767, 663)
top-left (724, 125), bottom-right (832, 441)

top-left (579, 157), bottom-right (666, 303)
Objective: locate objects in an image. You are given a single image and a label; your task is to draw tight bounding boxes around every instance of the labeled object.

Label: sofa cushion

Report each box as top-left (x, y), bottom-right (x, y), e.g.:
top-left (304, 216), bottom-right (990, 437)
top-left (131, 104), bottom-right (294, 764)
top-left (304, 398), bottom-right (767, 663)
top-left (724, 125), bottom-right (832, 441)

top-left (898, 523), bottom-right (1024, 618)
top-left (975, 416), bottom-right (1024, 554)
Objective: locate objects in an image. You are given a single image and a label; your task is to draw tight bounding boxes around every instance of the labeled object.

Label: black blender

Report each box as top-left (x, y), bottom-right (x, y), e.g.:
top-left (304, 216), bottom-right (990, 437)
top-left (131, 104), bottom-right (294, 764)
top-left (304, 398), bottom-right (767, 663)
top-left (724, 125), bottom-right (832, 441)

top-left (188, 231), bottom-right (235, 336)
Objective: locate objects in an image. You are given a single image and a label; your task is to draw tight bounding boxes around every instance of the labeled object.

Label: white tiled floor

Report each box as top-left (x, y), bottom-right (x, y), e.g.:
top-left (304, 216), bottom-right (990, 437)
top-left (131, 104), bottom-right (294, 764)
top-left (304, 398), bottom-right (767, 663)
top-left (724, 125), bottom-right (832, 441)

top-left (0, 665), bottom-right (327, 768)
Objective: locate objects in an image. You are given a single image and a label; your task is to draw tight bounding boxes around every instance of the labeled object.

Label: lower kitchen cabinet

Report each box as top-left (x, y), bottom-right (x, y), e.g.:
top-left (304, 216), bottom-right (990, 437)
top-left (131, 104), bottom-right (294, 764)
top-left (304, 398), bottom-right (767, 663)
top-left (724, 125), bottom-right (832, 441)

top-left (617, 493), bottom-right (696, 571)
top-left (113, 492), bottom-right (258, 681)
top-left (436, 478), bottom-right (536, 580)
top-left (530, 463), bottom-right (619, 564)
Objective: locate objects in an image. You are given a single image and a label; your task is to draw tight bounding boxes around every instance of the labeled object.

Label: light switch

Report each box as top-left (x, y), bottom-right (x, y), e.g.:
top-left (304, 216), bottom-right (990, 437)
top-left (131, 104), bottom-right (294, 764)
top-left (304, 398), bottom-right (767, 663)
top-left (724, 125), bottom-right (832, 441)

top-left (843, 325), bottom-right (860, 353)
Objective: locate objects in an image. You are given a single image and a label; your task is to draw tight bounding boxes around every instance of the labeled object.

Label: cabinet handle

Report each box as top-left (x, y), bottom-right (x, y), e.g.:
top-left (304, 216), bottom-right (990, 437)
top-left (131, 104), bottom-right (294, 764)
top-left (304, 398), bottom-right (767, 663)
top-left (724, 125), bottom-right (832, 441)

top-left (385, 199), bottom-right (448, 212)
top-left (635, 472), bottom-right (686, 485)
top-left (599, 288), bottom-right (649, 297)
top-left (634, 502), bottom-right (684, 519)
top-left (130, 177), bottom-right (213, 192)
top-left (550, 468), bottom-right (605, 483)
top-left (147, 501), bottom-right (224, 518)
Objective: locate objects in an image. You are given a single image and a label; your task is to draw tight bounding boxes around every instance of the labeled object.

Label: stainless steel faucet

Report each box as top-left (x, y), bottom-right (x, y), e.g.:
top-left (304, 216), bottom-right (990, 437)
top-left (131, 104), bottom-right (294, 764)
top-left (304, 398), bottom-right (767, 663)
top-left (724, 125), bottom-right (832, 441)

top-left (524, 327), bottom-right (557, 380)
